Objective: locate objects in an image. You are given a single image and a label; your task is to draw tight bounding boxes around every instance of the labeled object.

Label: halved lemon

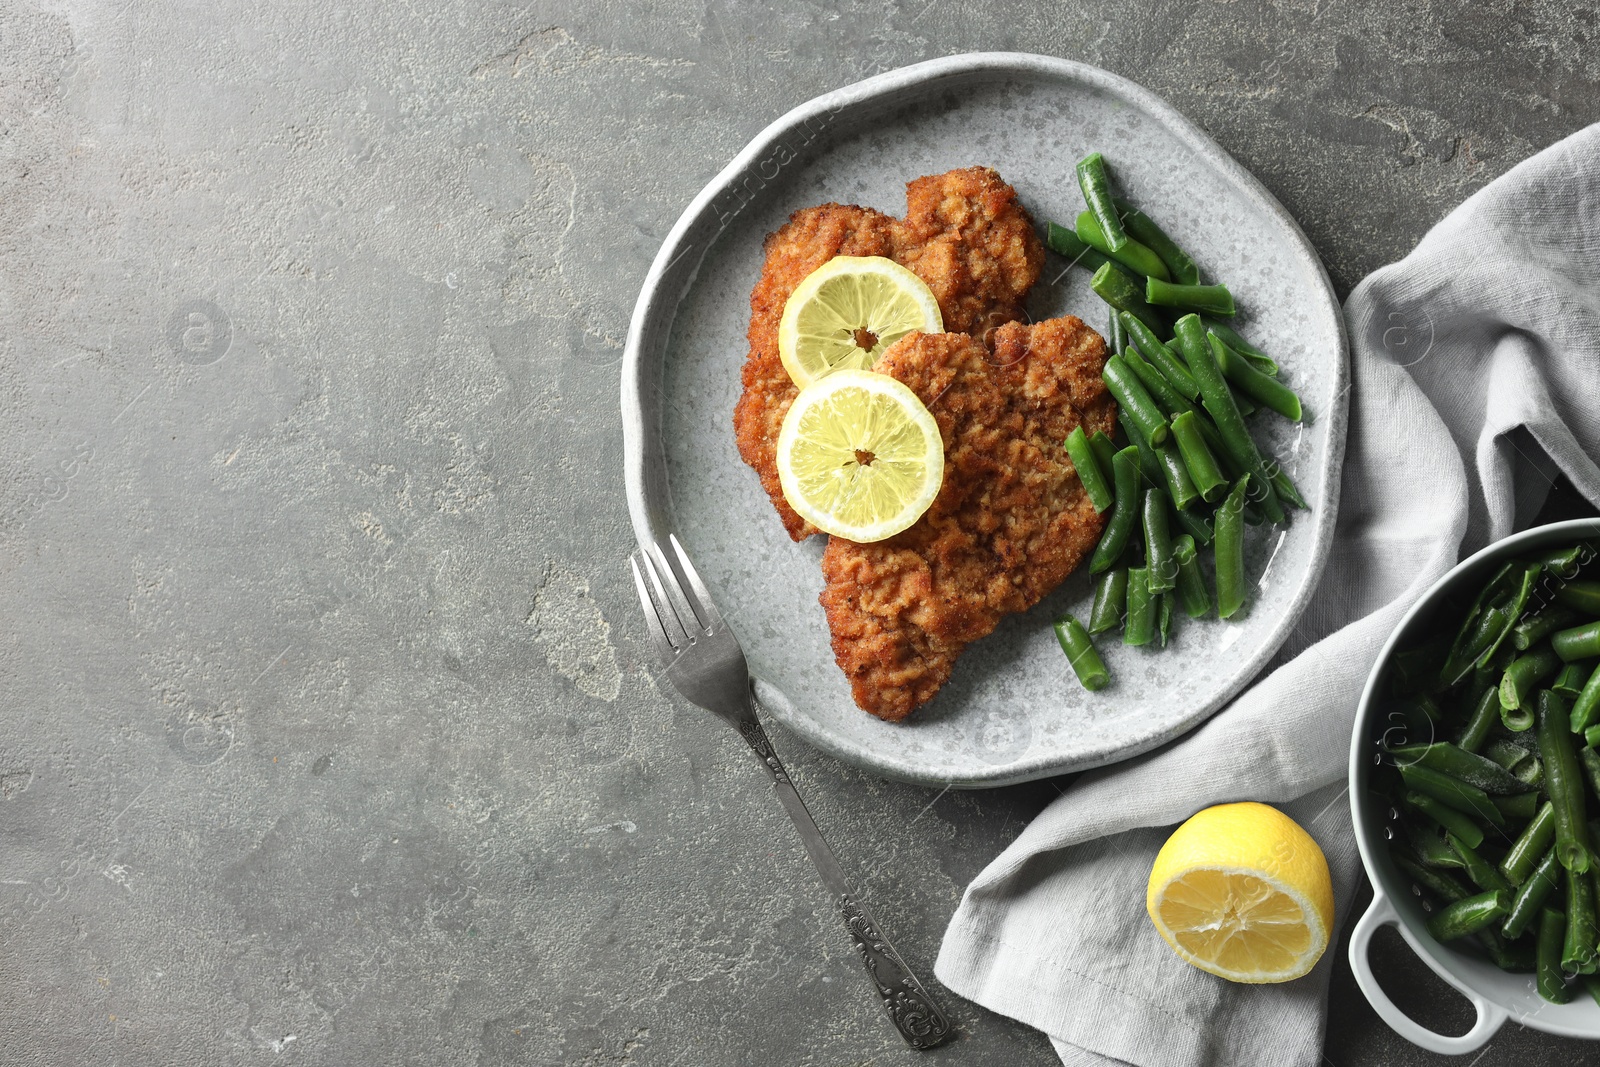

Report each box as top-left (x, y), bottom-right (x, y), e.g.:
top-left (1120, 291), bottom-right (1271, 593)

top-left (775, 369), bottom-right (944, 543)
top-left (778, 256), bottom-right (943, 387)
top-left (1146, 802), bottom-right (1334, 984)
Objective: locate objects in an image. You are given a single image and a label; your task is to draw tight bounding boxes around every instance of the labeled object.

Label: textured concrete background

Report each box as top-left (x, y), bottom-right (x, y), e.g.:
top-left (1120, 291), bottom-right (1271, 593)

top-left (2, 1), bottom-right (1599, 1064)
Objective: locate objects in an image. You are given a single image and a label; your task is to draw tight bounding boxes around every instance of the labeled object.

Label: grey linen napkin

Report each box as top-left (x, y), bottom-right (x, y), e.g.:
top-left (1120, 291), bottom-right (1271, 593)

top-left (935, 121), bottom-right (1600, 1067)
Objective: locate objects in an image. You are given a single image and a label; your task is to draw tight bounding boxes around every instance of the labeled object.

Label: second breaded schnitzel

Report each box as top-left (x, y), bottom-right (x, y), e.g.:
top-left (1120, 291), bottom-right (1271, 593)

top-left (819, 318), bottom-right (1116, 722)
top-left (732, 167), bottom-right (1043, 541)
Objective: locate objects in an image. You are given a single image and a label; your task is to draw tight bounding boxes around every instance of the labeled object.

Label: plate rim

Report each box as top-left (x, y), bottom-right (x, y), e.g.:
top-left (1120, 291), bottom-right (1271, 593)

top-left (622, 51), bottom-right (1350, 788)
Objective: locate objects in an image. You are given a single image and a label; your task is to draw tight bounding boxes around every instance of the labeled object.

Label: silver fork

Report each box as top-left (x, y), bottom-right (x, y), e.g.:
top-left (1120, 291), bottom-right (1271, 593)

top-left (630, 535), bottom-right (953, 1051)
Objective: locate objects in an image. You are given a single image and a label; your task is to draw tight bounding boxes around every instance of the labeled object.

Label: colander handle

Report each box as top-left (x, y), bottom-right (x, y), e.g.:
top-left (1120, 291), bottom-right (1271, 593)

top-left (1349, 891), bottom-right (1507, 1054)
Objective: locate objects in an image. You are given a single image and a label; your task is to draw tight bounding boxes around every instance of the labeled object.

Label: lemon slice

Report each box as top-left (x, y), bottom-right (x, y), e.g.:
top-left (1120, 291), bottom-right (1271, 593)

top-left (776, 369), bottom-right (944, 542)
top-left (1146, 802), bottom-right (1334, 984)
top-left (778, 256), bottom-right (943, 387)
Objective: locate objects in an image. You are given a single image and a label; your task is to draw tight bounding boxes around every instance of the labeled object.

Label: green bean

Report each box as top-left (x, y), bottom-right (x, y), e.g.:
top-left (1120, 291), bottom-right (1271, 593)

top-left (1399, 764), bottom-right (1505, 828)
top-left (1565, 864), bottom-right (1600, 973)
top-left (1585, 973), bottom-right (1600, 1008)
top-left (1045, 222), bottom-right (1114, 273)
top-left (1457, 685), bottom-right (1504, 754)
top-left (1589, 724), bottom-right (1600, 748)
top-left (1089, 568), bottom-right (1128, 636)
top-left (1556, 581), bottom-right (1600, 615)
top-left (1390, 636), bottom-right (1448, 696)
top-left (1570, 664), bottom-right (1600, 733)
top-left (1269, 464), bottom-right (1308, 511)
top-left (1089, 447), bottom-right (1142, 574)
top-left (1536, 544), bottom-right (1586, 579)
top-left (1184, 325), bottom-right (1284, 523)
top-left (1111, 197), bottom-right (1200, 285)
top-left (1578, 747), bottom-right (1600, 803)
top-left (1108, 309), bottom-right (1126, 355)
top-left (1173, 504), bottom-right (1214, 548)
top-left (1201, 317), bottom-right (1279, 375)
top-left (1387, 742), bottom-right (1535, 795)
top-left (1515, 755), bottom-right (1545, 789)
top-left (1484, 738), bottom-right (1532, 774)
top-left (1406, 823), bottom-right (1466, 869)
top-left (1075, 210), bottom-right (1169, 280)
top-left (1555, 661), bottom-right (1595, 697)
top-left (1075, 153), bottom-right (1128, 251)
top-left (1065, 426), bottom-right (1114, 513)
top-left (1442, 563), bottom-right (1539, 687)
top-left (1537, 690), bottom-right (1589, 872)
top-left (1090, 262), bottom-right (1167, 336)
top-left (1395, 853), bottom-right (1472, 903)
top-left (1214, 478), bottom-right (1248, 619)
top-left (1553, 621), bottom-right (1600, 663)
top-left (1537, 908), bottom-right (1572, 1003)
top-left (1169, 411), bottom-right (1228, 504)
top-left (1495, 792), bottom-right (1540, 823)
top-left (1449, 835), bottom-right (1514, 893)
top-left (1159, 591), bottom-right (1174, 648)
top-left (1426, 888), bottom-right (1511, 941)
top-left (1503, 847), bottom-right (1561, 937)
top-left (1213, 340), bottom-right (1303, 422)
top-left (1173, 534), bottom-right (1210, 618)
top-left (1479, 927), bottom-right (1538, 972)
top-left (1500, 801), bottom-right (1556, 884)
top-left (1146, 277), bottom-right (1236, 317)
top-left (1054, 614), bottom-right (1110, 692)
top-left (1104, 355), bottom-right (1170, 445)
top-left (1143, 489), bottom-right (1177, 594)
top-left (1516, 607), bottom-right (1581, 651)
top-left (1154, 438), bottom-right (1200, 511)
top-left (1124, 566), bottom-right (1155, 646)
top-left (1122, 348), bottom-right (1194, 420)
top-left (1088, 430), bottom-right (1118, 476)
top-left (1120, 313), bottom-right (1200, 400)
top-left (1497, 643), bottom-right (1561, 716)
top-left (1405, 791), bottom-right (1485, 849)
top-left (1118, 410), bottom-right (1165, 488)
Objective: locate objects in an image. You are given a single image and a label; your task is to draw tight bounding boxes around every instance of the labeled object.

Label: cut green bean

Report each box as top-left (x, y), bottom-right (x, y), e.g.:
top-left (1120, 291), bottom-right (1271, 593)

top-left (1564, 866), bottom-right (1600, 973)
top-left (1588, 724), bottom-right (1600, 748)
top-left (1075, 210), bottom-right (1169, 280)
top-left (1503, 847), bottom-right (1561, 937)
top-left (1449, 835), bottom-right (1514, 894)
top-left (1089, 568), bottom-right (1128, 636)
top-left (1426, 888), bottom-right (1511, 942)
top-left (1571, 663), bottom-right (1600, 733)
top-left (1405, 791), bottom-right (1484, 849)
top-left (1553, 621), bottom-right (1600, 662)
top-left (1108, 308), bottom-right (1126, 355)
top-left (1120, 312), bottom-right (1200, 400)
top-left (1501, 646), bottom-right (1562, 728)
top-left (1065, 426), bottom-right (1114, 513)
top-left (1173, 534), bottom-right (1210, 618)
top-left (1387, 741), bottom-right (1535, 795)
top-left (1457, 685), bottom-right (1504, 754)
top-left (1089, 447), bottom-right (1142, 574)
top-left (1537, 908), bottom-right (1572, 1003)
top-left (1214, 340), bottom-right (1303, 422)
top-left (1173, 504), bottom-right (1214, 548)
top-left (1124, 566), bottom-right (1155, 646)
top-left (1154, 438), bottom-right (1200, 511)
top-left (1494, 791), bottom-right (1540, 823)
top-left (1103, 355), bottom-right (1170, 446)
top-left (1269, 464), bottom-right (1308, 511)
top-left (1578, 747), bottom-right (1600, 804)
top-left (1202, 318), bottom-right (1279, 376)
top-left (1054, 614), bottom-right (1110, 692)
top-left (1112, 197), bottom-right (1200, 285)
top-left (1090, 262), bottom-right (1167, 336)
top-left (1118, 411), bottom-right (1165, 488)
top-left (1213, 478), bottom-right (1248, 619)
top-left (1407, 823), bottom-right (1467, 869)
top-left (1075, 153), bottom-right (1128, 251)
top-left (1556, 581), bottom-right (1600, 615)
top-left (1480, 927), bottom-right (1538, 972)
top-left (1500, 801), bottom-right (1557, 884)
top-left (1146, 277), bottom-right (1236, 317)
top-left (1158, 591), bottom-right (1174, 648)
top-left (1399, 764), bottom-right (1505, 828)
top-left (1169, 411), bottom-right (1228, 504)
top-left (1555, 661), bottom-right (1594, 697)
top-left (1537, 690), bottom-right (1589, 872)
top-left (1045, 222), bottom-right (1114, 274)
top-left (1515, 607), bottom-right (1581, 651)
top-left (1143, 489), bottom-right (1177, 594)
top-left (1585, 973), bottom-right (1600, 1009)
top-left (1536, 544), bottom-right (1586, 579)
top-left (1123, 347), bottom-right (1195, 419)
top-left (1088, 429), bottom-right (1118, 476)
top-left (1176, 322), bottom-right (1284, 523)
top-left (1395, 853), bottom-right (1472, 903)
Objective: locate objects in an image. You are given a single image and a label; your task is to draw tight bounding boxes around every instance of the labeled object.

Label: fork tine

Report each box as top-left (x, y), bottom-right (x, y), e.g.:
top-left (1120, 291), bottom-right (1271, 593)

top-left (668, 533), bottom-right (724, 630)
top-left (638, 545), bottom-right (696, 647)
top-left (644, 538), bottom-right (707, 637)
top-left (629, 553), bottom-right (680, 662)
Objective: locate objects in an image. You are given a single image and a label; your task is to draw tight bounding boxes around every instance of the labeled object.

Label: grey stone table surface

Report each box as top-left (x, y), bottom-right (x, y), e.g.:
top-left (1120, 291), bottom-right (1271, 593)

top-left (2, 1), bottom-right (1598, 1064)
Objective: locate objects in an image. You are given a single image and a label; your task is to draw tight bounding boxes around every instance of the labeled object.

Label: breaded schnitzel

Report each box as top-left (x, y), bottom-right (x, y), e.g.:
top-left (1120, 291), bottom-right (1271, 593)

top-left (732, 167), bottom-right (1043, 540)
top-left (818, 318), bottom-right (1116, 721)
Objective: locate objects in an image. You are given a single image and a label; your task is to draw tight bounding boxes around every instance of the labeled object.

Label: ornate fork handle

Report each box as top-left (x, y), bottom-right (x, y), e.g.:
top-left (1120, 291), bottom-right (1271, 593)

top-left (737, 718), bottom-right (953, 1050)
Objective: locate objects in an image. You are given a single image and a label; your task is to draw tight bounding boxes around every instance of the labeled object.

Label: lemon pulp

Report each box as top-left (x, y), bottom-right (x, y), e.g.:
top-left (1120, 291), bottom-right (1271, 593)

top-left (778, 256), bottom-right (943, 388)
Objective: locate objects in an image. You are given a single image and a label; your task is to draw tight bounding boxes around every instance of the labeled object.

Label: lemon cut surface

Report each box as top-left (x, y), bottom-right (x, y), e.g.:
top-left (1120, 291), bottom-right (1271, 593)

top-left (1146, 802), bottom-right (1334, 984)
top-left (778, 256), bottom-right (943, 387)
top-left (775, 369), bottom-right (944, 543)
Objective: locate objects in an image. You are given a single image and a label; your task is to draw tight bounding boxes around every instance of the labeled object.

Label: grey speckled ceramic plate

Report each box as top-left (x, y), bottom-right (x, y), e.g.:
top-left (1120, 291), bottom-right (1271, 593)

top-left (622, 53), bottom-right (1348, 788)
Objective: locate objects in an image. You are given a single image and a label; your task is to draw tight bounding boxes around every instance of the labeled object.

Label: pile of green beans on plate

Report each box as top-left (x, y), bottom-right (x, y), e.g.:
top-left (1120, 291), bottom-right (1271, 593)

top-left (1046, 153), bottom-right (1310, 692)
top-left (1378, 538), bottom-right (1600, 1006)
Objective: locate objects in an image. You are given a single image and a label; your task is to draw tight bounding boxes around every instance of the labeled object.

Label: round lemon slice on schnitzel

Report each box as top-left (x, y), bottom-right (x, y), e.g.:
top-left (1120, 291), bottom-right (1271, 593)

top-left (778, 256), bottom-right (943, 387)
top-left (1146, 802), bottom-right (1334, 984)
top-left (776, 369), bottom-right (944, 542)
